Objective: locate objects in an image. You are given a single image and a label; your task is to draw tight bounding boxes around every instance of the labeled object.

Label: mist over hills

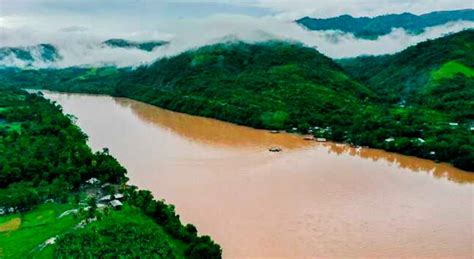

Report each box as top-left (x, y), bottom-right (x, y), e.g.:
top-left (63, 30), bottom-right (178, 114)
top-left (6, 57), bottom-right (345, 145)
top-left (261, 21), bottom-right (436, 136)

top-left (297, 9), bottom-right (474, 39)
top-left (102, 39), bottom-right (169, 52)
top-left (0, 44), bottom-right (61, 67)
top-left (1, 9), bottom-right (473, 68)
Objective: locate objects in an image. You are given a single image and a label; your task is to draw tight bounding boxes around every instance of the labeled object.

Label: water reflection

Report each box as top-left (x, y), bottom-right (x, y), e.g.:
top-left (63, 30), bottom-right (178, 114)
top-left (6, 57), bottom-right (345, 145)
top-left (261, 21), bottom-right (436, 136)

top-left (113, 97), bottom-right (474, 184)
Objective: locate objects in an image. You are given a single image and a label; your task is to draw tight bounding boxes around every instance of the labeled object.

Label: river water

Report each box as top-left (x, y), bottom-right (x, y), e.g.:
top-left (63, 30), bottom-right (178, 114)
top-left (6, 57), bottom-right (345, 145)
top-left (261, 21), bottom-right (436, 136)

top-left (44, 91), bottom-right (474, 258)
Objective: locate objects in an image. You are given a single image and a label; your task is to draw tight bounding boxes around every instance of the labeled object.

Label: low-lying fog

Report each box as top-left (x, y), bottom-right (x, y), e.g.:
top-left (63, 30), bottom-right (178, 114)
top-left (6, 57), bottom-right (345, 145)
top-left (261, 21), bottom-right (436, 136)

top-left (1, 14), bottom-right (473, 68)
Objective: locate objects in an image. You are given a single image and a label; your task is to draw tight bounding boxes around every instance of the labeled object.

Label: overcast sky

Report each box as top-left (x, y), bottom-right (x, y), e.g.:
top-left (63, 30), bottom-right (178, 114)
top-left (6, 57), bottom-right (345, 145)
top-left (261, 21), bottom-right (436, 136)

top-left (0, 0), bottom-right (473, 67)
top-left (1, 0), bottom-right (473, 33)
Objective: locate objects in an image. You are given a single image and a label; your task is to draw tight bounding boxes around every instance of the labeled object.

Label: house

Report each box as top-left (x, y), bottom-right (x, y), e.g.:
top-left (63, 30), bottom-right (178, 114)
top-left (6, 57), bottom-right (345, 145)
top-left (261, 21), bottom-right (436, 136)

top-left (416, 138), bottom-right (426, 143)
top-left (430, 151), bottom-right (436, 155)
top-left (85, 178), bottom-right (100, 185)
top-left (110, 200), bottom-right (123, 209)
top-left (99, 193), bottom-right (124, 203)
top-left (449, 123), bottom-right (459, 127)
top-left (114, 193), bottom-right (124, 199)
top-left (385, 138), bottom-right (395, 142)
top-left (316, 138), bottom-right (327, 142)
top-left (269, 130), bottom-right (279, 134)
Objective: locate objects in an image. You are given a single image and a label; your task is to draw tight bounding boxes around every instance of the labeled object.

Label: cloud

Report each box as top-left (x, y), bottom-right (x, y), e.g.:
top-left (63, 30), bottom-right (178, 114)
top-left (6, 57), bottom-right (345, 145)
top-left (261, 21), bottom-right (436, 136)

top-left (1, 14), bottom-right (473, 68)
top-left (0, 1), bottom-right (473, 67)
top-left (58, 26), bottom-right (89, 33)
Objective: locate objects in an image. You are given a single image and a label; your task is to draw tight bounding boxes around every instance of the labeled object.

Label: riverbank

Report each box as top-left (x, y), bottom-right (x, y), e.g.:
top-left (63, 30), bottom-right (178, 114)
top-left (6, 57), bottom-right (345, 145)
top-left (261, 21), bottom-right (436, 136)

top-left (0, 88), bottom-right (221, 258)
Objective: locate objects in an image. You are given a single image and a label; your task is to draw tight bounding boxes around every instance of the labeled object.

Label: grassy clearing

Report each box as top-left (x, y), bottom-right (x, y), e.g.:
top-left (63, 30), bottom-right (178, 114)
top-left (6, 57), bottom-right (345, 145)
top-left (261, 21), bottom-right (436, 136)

top-left (432, 61), bottom-right (474, 80)
top-left (0, 202), bottom-right (79, 258)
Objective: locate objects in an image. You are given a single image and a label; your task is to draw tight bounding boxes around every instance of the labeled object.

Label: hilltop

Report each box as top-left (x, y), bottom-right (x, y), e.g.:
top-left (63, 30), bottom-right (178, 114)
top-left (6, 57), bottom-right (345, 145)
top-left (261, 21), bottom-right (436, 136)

top-left (297, 9), bottom-right (474, 39)
top-left (102, 39), bottom-right (169, 52)
top-left (0, 44), bottom-right (60, 67)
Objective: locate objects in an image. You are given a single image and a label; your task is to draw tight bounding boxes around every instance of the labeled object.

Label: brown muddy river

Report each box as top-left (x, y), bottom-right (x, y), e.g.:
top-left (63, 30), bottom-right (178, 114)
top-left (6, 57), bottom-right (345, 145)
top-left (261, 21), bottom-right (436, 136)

top-left (44, 91), bottom-right (474, 258)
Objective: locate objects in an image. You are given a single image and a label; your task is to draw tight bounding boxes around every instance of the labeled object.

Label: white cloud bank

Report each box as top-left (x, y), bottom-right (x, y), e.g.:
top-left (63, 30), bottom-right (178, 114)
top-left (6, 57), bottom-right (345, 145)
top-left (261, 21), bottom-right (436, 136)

top-left (0, 0), bottom-right (473, 68)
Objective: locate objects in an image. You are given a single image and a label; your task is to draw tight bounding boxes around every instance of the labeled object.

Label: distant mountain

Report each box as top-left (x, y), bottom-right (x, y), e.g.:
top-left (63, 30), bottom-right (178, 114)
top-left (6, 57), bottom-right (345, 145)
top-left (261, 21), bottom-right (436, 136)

top-left (102, 39), bottom-right (169, 52)
top-left (297, 9), bottom-right (474, 39)
top-left (338, 29), bottom-right (474, 121)
top-left (0, 44), bottom-right (60, 67)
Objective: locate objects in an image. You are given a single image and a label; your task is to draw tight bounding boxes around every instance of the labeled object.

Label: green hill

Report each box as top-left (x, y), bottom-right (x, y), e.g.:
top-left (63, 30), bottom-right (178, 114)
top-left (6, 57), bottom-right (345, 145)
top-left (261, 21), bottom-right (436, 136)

top-left (116, 41), bottom-right (373, 129)
top-left (2, 41), bottom-right (374, 130)
top-left (0, 44), bottom-right (60, 67)
top-left (297, 9), bottom-right (474, 39)
top-left (338, 29), bottom-right (474, 121)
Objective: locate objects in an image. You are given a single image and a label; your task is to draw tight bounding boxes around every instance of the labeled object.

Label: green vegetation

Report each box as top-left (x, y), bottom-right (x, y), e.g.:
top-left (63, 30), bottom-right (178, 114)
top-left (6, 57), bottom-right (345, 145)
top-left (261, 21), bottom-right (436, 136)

top-left (0, 32), bottom-right (473, 171)
top-left (0, 88), bottom-right (221, 258)
top-left (55, 205), bottom-right (180, 258)
top-left (0, 203), bottom-right (79, 258)
top-left (431, 61), bottom-right (474, 80)
top-left (297, 9), bottom-right (474, 39)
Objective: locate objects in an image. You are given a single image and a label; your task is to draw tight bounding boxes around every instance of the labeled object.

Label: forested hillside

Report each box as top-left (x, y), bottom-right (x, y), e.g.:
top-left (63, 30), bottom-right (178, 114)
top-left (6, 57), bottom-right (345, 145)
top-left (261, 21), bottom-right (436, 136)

top-left (338, 29), bottom-right (474, 121)
top-left (0, 37), bottom-right (472, 171)
top-left (297, 9), bottom-right (474, 39)
top-left (0, 88), bottom-right (221, 258)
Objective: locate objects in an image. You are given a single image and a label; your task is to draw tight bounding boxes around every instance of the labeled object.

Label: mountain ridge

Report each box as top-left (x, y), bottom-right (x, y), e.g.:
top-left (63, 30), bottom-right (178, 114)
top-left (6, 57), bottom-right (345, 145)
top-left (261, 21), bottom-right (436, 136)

top-left (297, 9), bottom-right (474, 39)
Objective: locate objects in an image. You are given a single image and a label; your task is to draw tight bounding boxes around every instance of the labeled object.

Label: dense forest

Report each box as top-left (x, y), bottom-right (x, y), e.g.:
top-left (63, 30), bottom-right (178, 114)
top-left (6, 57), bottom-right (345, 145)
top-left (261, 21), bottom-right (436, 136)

top-left (0, 31), bottom-right (473, 171)
top-left (297, 9), bottom-right (474, 39)
top-left (0, 88), bottom-right (221, 258)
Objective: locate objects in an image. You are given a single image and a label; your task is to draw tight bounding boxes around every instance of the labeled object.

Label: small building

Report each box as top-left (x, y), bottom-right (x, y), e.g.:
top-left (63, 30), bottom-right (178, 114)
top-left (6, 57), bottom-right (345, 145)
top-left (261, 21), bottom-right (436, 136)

top-left (269, 130), bottom-right (279, 134)
top-left (304, 135), bottom-right (315, 141)
top-left (385, 138), bottom-right (395, 142)
top-left (430, 151), bottom-right (436, 155)
top-left (99, 193), bottom-right (124, 203)
top-left (416, 138), bottom-right (426, 143)
top-left (448, 122), bottom-right (459, 127)
top-left (0, 208), bottom-right (5, 215)
top-left (110, 200), bottom-right (123, 209)
top-left (85, 178), bottom-right (100, 185)
top-left (316, 138), bottom-right (327, 142)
